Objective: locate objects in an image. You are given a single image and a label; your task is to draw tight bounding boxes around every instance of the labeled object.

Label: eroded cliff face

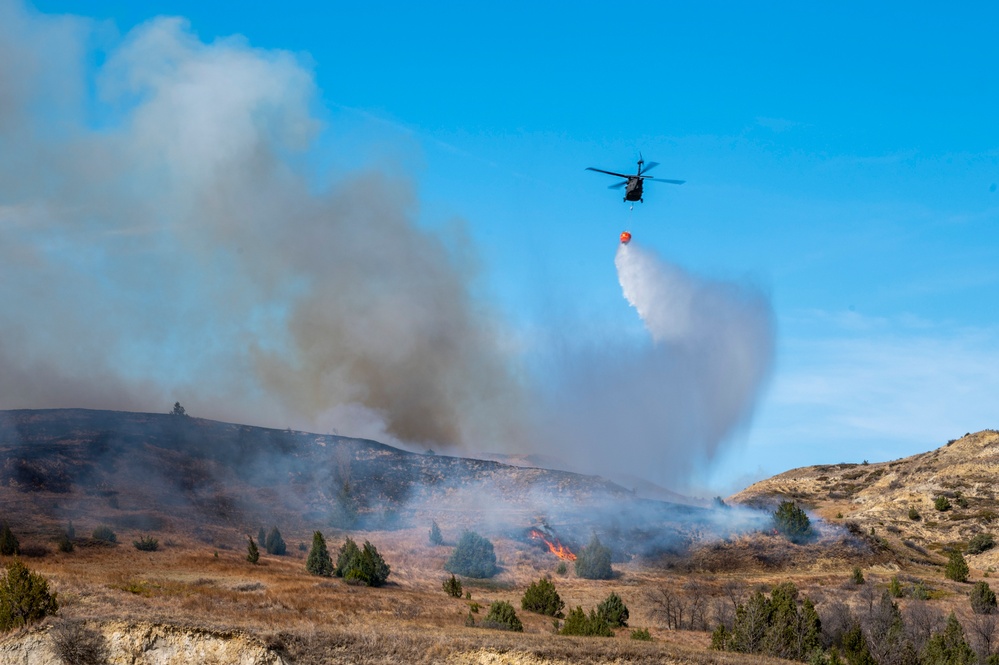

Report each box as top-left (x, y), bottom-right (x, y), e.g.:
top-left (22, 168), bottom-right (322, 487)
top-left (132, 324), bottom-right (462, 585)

top-left (0, 621), bottom-right (286, 665)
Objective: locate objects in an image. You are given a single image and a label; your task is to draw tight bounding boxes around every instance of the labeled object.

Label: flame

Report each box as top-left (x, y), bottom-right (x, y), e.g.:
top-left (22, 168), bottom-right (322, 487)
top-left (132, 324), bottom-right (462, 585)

top-left (529, 529), bottom-right (577, 561)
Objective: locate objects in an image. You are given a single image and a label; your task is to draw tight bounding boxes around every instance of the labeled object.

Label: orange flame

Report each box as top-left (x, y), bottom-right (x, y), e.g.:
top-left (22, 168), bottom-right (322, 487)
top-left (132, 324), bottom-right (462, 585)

top-left (529, 529), bottom-right (577, 561)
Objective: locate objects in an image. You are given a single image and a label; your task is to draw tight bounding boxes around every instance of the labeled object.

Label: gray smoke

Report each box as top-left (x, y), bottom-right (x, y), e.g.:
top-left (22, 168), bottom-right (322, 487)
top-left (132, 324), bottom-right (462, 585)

top-left (1, 3), bottom-right (776, 492)
top-left (0, 4), bottom-right (522, 448)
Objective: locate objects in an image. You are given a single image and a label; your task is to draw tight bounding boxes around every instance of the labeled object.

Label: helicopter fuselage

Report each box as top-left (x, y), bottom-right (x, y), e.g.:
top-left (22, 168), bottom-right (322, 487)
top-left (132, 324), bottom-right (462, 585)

top-left (625, 178), bottom-right (643, 202)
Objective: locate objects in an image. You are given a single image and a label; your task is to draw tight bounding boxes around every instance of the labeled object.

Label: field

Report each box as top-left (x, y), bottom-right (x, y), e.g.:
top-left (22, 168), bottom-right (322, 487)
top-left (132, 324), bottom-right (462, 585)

top-left (2, 412), bottom-right (998, 663)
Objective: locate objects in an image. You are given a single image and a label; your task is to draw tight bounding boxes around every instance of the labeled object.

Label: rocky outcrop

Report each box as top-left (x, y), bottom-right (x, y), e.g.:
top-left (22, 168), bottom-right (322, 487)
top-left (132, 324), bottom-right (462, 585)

top-left (0, 621), bottom-right (286, 665)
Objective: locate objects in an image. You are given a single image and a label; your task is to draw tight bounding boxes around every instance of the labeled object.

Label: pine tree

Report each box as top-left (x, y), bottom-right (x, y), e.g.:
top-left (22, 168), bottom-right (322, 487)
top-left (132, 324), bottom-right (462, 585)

top-left (922, 613), bottom-right (976, 665)
top-left (773, 500), bottom-right (814, 543)
top-left (445, 531), bottom-right (498, 578)
top-left (596, 592), bottom-right (629, 627)
top-left (521, 578), bottom-right (565, 618)
top-left (574, 533), bottom-right (612, 580)
top-left (306, 531), bottom-right (333, 577)
top-left (265, 527), bottom-right (286, 555)
top-left (946, 550), bottom-right (970, 583)
top-left (429, 520), bottom-right (444, 546)
top-left (0, 525), bottom-right (20, 556)
top-left (443, 574), bottom-right (463, 598)
top-left (246, 535), bottom-right (259, 564)
top-left (0, 560), bottom-right (58, 631)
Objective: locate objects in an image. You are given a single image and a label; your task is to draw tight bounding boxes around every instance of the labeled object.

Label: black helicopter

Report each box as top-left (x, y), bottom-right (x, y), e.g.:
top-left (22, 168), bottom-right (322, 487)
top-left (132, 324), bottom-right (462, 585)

top-left (586, 155), bottom-right (685, 206)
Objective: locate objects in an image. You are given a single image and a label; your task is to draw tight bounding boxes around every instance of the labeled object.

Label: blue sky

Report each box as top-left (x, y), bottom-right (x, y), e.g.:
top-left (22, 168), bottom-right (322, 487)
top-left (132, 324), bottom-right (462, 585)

top-left (17, 1), bottom-right (999, 492)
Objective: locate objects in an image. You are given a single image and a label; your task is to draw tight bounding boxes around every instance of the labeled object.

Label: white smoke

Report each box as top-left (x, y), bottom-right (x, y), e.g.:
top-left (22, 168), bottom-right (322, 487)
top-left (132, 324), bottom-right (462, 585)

top-left (530, 241), bottom-right (775, 489)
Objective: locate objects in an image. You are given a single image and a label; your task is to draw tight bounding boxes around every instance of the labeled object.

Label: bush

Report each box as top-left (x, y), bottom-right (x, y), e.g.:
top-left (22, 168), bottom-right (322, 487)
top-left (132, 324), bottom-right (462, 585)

top-left (443, 574), bottom-right (463, 598)
top-left (923, 612), bottom-right (975, 665)
top-left (482, 600), bottom-right (523, 632)
top-left (429, 521), bottom-right (444, 546)
top-left (133, 535), bottom-right (159, 552)
top-left (306, 531), bottom-right (333, 577)
top-left (335, 537), bottom-right (360, 577)
top-left (51, 620), bottom-right (107, 665)
top-left (969, 533), bottom-right (995, 555)
top-left (596, 592), bottom-right (629, 627)
top-left (935, 496), bottom-right (952, 512)
top-left (246, 535), bottom-right (259, 564)
top-left (521, 578), bottom-right (564, 618)
top-left (0, 525), bottom-right (20, 556)
top-left (445, 531), bottom-right (498, 578)
top-left (560, 606), bottom-right (614, 637)
top-left (0, 559), bottom-right (58, 632)
top-left (631, 627), bottom-right (652, 641)
top-left (555, 561), bottom-right (567, 575)
top-left (909, 507), bottom-right (921, 521)
top-left (773, 500), bottom-right (814, 543)
top-left (91, 525), bottom-right (116, 544)
top-left (946, 550), bottom-right (970, 583)
top-left (57, 535), bottom-right (73, 553)
top-left (888, 576), bottom-right (903, 598)
top-left (852, 567), bottom-right (865, 584)
top-left (264, 527), bottom-right (286, 556)
top-left (574, 534), bottom-right (613, 580)
top-left (717, 582), bottom-right (821, 660)
top-left (971, 581), bottom-right (997, 614)
top-left (336, 538), bottom-right (390, 586)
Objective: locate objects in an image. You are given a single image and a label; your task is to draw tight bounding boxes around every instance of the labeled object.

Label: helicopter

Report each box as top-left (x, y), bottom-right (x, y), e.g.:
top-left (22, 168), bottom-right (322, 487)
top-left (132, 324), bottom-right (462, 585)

top-left (586, 155), bottom-right (685, 207)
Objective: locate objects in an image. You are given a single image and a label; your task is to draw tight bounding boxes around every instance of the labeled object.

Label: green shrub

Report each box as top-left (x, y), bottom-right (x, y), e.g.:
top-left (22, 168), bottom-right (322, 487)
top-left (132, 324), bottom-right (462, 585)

top-left (971, 581), bottom-right (997, 615)
top-left (264, 527), bottom-right (286, 556)
top-left (574, 534), bottom-right (612, 580)
top-left (469, 601), bottom-right (480, 613)
top-left (556, 561), bottom-right (567, 575)
top-left (935, 496), bottom-right (952, 512)
top-left (133, 535), bottom-right (159, 552)
top-left (923, 612), bottom-right (975, 665)
top-left (909, 507), bottom-right (921, 521)
top-left (946, 550), bottom-right (970, 583)
top-left (443, 574), bottom-right (463, 598)
top-left (0, 560), bottom-right (58, 632)
top-left (0, 525), bottom-right (20, 556)
top-left (969, 533), bottom-right (995, 555)
top-left (560, 606), bottom-right (613, 637)
top-left (521, 578), bottom-right (564, 617)
top-left (246, 535), bottom-right (259, 564)
top-left (429, 521), bottom-right (444, 546)
top-left (596, 592), bottom-right (629, 627)
top-left (57, 535), bottom-right (73, 553)
top-left (888, 576), bottom-right (903, 598)
top-left (482, 600), bottom-right (523, 632)
top-left (630, 627), bottom-right (652, 641)
top-left (721, 582), bottom-right (821, 660)
top-left (336, 539), bottom-right (390, 587)
top-left (306, 531), bottom-right (333, 577)
top-left (773, 500), bottom-right (814, 543)
top-left (91, 526), bottom-right (116, 544)
top-left (852, 567), bottom-right (865, 584)
top-left (445, 531), bottom-right (498, 578)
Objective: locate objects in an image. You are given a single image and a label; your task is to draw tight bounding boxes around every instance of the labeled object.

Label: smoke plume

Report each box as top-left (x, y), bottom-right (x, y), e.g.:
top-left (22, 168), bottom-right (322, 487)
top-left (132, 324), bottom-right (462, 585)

top-left (0, 3), bottom-right (775, 491)
top-left (0, 3), bottom-right (521, 447)
top-left (530, 242), bottom-right (774, 488)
